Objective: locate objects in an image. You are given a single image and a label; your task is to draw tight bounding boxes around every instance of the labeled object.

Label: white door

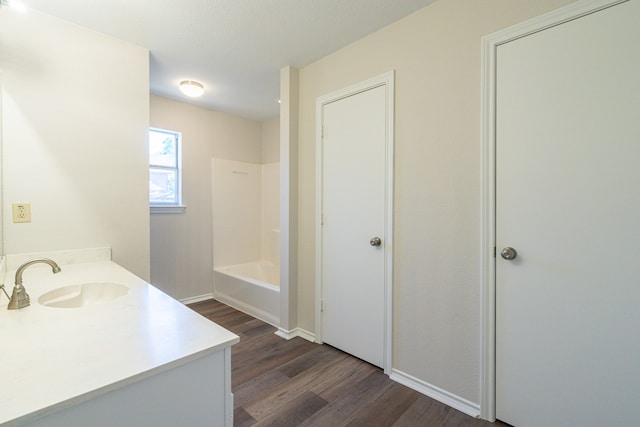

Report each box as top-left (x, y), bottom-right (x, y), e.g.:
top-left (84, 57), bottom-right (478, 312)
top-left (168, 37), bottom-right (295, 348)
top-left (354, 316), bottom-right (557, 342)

top-left (496, 1), bottom-right (640, 426)
top-left (319, 81), bottom-right (390, 368)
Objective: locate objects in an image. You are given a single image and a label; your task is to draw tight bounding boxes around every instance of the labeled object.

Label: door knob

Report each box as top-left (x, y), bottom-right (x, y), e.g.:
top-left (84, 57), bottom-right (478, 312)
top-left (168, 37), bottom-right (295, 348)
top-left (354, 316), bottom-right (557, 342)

top-left (370, 237), bottom-right (382, 247)
top-left (501, 247), bottom-right (518, 260)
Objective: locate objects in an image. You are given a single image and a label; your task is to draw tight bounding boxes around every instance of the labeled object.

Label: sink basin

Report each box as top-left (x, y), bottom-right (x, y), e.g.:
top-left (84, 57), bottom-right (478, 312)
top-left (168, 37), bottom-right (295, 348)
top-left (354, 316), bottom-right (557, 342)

top-left (38, 282), bottom-right (129, 308)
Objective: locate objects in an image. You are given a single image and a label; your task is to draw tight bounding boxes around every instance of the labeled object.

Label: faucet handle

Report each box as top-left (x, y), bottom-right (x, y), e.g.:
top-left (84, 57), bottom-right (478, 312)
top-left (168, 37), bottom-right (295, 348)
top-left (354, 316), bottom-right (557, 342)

top-left (1, 284), bottom-right (10, 300)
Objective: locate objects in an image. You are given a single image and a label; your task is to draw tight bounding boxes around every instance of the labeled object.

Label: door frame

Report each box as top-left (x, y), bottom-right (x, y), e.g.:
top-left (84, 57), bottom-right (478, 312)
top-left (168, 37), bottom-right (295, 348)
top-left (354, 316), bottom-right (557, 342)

top-left (479, 0), bottom-right (628, 421)
top-left (315, 71), bottom-right (395, 374)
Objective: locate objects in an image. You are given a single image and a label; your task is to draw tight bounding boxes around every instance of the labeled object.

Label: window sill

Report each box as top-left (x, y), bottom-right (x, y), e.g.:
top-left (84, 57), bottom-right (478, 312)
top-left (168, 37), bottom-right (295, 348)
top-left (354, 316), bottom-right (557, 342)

top-left (150, 205), bottom-right (186, 214)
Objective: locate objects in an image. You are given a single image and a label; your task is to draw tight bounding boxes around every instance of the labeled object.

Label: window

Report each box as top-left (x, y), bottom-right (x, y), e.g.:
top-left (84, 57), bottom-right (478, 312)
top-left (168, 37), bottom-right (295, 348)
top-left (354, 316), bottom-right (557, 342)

top-left (149, 128), bottom-right (184, 212)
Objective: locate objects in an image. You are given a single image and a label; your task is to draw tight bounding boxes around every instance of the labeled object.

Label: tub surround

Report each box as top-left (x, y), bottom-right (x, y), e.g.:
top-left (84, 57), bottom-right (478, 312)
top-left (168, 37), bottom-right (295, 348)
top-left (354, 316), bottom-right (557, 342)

top-left (212, 158), bottom-right (281, 326)
top-left (0, 250), bottom-right (239, 426)
top-left (214, 260), bottom-right (280, 326)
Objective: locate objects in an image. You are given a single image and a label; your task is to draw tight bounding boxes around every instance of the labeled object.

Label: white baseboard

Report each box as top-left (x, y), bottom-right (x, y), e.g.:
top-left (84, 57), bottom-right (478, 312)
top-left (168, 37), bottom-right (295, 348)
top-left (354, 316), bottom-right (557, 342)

top-left (390, 369), bottom-right (480, 418)
top-left (275, 327), bottom-right (316, 343)
top-left (213, 292), bottom-right (280, 327)
top-left (179, 293), bottom-right (214, 305)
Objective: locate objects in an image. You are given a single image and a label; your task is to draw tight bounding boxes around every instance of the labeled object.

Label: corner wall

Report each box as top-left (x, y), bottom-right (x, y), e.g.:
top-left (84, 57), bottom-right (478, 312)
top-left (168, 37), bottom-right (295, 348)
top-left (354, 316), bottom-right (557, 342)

top-left (0, 9), bottom-right (150, 279)
top-left (296, 0), bottom-right (575, 406)
top-left (261, 117), bottom-right (280, 262)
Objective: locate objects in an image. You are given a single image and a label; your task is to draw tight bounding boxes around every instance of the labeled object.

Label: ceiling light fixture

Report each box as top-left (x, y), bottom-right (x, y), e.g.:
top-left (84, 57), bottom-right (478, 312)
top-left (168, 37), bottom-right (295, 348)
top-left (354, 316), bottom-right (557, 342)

top-left (179, 80), bottom-right (205, 97)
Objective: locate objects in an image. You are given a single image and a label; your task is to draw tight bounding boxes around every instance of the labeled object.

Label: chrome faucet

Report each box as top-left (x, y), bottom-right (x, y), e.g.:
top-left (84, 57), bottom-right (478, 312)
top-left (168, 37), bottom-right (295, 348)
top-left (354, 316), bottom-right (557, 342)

top-left (7, 258), bottom-right (62, 310)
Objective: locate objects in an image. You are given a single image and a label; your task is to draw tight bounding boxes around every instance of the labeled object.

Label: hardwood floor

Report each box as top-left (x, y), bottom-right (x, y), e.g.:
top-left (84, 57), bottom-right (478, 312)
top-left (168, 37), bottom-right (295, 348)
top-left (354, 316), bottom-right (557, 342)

top-left (188, 299), bottom-right (507, 427)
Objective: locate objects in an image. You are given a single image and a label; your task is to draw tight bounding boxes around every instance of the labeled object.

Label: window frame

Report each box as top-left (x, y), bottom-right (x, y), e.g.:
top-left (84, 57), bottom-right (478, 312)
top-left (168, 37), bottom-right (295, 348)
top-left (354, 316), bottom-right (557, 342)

top-left (149, 127), bottom-right (185, 214)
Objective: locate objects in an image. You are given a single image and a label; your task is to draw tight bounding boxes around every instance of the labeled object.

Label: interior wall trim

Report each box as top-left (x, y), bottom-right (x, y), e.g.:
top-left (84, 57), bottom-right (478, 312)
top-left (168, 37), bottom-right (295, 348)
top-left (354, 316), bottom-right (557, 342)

top-left (178, 293), bottom-right (214, 305)
top-left (275, 327), bottom-right (316, 342)
top-left (213, 291), bottom-right (280, 327)
top-left (390, 369), bottom-right (480, 418)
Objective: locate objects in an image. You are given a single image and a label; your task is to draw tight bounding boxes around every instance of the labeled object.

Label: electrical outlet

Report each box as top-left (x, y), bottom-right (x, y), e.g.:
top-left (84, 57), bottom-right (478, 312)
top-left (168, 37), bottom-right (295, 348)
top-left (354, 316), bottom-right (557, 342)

top-left (12, 203), bottom-right (31, 223)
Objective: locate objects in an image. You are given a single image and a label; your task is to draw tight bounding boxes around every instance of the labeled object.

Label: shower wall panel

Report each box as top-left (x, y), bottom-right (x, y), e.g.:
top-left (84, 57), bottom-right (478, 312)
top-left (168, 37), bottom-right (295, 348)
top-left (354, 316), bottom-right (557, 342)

top-left (212, 159), bottom-right (262, 267)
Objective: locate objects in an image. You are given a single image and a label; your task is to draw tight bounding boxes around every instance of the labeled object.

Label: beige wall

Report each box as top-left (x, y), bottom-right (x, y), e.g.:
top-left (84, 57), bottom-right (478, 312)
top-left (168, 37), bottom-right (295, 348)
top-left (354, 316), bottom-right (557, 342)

top-left (262, 117), bottom-right (280, 164)
top-left (149, 95), bottom-right (264, 300)
top-left (0, 9), bottom-right (150, 279)
top-left (297, 0), bottom-right (575, 405)
top-left (261, 117), bottom-right (280, 262)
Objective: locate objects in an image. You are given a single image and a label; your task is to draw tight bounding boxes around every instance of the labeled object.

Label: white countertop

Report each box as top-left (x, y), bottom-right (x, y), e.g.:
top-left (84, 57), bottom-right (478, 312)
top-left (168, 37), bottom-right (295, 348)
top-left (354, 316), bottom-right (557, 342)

top-left (0, 259), bottom-right (239, 426)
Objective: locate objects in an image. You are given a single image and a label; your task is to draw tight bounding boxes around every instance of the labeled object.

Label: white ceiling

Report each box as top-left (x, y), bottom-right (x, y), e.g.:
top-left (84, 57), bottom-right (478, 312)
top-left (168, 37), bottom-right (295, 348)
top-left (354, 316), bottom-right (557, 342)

top-left (22, 0), bottom-right (436, 121)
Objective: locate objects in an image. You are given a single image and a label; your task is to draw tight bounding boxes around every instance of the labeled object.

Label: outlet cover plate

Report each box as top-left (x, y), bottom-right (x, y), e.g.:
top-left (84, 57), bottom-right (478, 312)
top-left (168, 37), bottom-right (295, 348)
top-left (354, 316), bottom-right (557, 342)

top-left (12, 203), bottom-right (31, 223)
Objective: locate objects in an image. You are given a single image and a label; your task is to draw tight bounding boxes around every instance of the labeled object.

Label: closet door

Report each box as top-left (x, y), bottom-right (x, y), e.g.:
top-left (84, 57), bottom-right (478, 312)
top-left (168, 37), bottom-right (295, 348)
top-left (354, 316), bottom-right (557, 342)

top-left (496, 1), bottom-right (640, 425)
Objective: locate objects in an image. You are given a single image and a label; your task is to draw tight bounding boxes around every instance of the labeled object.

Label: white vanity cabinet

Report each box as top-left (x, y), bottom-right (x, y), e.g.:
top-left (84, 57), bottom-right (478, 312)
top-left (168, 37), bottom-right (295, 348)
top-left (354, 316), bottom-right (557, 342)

top-left (21, 348), bottom-right (234, 427)
top-left (0, 255), bottom-right (238, 427)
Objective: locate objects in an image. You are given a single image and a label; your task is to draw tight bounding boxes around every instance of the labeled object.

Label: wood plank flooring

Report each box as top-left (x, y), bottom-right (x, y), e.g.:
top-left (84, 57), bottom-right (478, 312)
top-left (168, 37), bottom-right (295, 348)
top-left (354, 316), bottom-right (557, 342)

top-left (188, 299), bottom-right (508, 427)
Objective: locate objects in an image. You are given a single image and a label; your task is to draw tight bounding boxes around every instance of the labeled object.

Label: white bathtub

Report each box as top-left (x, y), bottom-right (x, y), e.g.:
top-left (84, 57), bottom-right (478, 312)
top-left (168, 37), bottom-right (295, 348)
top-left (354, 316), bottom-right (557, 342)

top-left (213, 261), bottom-right (279, 326)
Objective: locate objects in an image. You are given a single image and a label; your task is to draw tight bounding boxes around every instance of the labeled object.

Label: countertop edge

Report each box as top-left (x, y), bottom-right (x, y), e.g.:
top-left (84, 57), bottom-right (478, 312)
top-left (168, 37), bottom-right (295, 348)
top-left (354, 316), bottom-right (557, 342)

top-left (6, 337), bottom-right (239, 427)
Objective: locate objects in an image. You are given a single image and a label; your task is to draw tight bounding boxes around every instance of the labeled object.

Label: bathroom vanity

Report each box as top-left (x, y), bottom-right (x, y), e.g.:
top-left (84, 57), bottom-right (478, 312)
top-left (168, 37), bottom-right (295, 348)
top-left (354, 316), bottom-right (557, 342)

top-left (0, 249), bottom-right (239, 426)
